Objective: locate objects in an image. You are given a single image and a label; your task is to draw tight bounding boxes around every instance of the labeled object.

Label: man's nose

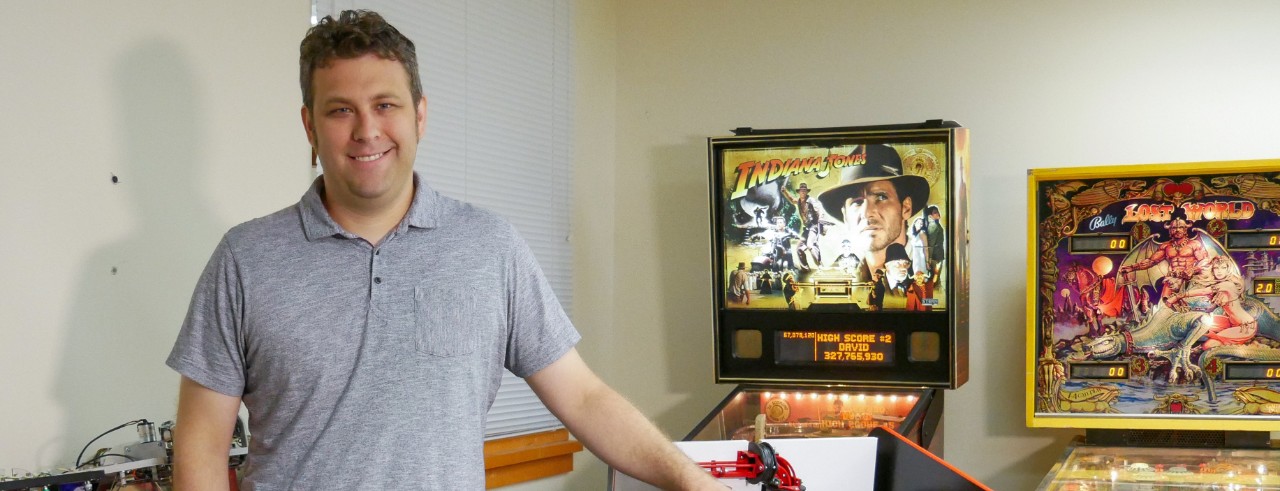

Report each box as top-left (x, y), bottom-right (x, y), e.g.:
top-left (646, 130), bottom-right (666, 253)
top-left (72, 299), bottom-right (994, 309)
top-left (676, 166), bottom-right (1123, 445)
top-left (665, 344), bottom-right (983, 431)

top-left (353, 112), bottom-right (381, 141)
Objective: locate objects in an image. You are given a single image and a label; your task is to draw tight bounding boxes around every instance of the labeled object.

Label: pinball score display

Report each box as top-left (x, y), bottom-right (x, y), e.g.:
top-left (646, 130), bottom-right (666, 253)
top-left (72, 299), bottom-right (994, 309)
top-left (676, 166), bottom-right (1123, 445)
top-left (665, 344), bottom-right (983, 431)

top-left (775, 330), bottom-right (895, 365)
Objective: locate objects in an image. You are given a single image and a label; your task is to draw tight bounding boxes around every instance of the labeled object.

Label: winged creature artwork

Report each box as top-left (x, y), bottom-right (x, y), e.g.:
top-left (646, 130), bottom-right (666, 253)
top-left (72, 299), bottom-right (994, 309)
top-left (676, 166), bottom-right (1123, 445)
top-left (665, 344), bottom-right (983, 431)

top-left (1113, 220), bottom-right (1236, 383)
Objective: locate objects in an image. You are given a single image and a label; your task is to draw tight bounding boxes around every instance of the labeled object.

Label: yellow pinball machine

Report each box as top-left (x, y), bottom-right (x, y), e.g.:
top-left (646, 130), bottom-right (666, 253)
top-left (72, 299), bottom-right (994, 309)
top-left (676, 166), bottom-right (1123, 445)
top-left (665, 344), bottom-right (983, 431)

top-left (1027, 160), bottom-right (1280, 490)
top-left (689, 121), bottom-right (970, 458)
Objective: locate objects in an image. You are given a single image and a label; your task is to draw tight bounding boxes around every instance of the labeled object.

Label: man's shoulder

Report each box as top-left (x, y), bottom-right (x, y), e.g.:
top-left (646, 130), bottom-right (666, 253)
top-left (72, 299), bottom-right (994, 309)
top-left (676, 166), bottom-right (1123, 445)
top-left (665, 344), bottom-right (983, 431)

top-left (221, 203), bottom-right (303, 250)
top-left (432, 193), bottom-right (520, 240)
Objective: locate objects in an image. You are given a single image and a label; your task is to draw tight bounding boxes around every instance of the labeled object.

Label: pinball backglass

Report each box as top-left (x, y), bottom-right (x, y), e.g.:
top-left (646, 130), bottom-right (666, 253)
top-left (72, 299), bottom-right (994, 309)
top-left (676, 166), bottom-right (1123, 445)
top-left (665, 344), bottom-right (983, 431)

top-left (1027, 160), bottom-right (1280, 430)
top-left (710, 122), bottom-right (970, 387)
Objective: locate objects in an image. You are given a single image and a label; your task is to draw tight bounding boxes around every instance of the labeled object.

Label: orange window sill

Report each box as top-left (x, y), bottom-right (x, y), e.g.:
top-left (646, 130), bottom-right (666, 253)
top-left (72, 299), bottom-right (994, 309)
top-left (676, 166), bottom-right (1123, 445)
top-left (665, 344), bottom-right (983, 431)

top-left (484, 428), bottom-right (584, 489)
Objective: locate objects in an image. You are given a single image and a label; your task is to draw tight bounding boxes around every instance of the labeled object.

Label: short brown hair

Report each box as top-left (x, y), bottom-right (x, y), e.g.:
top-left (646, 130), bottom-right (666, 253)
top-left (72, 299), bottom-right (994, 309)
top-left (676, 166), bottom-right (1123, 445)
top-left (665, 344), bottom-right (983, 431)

top-left (299, 10), bottom-right (423, 111)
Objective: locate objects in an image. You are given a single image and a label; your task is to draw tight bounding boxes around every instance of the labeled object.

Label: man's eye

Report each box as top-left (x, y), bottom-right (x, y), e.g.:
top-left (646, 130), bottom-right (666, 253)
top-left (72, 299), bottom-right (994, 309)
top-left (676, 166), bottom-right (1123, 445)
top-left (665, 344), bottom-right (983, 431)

top-left (377, 103), bottom-right (396, 110)
top-left (328, 107), bottom-right (352, 115)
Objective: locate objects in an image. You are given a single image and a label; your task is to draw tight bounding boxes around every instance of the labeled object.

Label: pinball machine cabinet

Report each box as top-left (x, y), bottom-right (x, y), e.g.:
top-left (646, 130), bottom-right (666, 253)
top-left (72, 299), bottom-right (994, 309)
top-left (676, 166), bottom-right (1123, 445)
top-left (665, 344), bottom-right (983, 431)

top-left (695, 120), bottom-right (969, 461)
top-left (685, 385), bottom-right (945, 452)
top-left (1027, 160), bottom-right (1280, 490)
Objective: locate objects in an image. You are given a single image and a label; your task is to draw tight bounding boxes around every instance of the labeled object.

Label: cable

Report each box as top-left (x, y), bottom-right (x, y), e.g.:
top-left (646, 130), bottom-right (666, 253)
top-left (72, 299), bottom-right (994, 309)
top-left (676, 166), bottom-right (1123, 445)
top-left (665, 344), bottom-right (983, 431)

top-left (75, 419), bottom-right (148, 469)
top-left (75, 453), bottom-right (136, 469)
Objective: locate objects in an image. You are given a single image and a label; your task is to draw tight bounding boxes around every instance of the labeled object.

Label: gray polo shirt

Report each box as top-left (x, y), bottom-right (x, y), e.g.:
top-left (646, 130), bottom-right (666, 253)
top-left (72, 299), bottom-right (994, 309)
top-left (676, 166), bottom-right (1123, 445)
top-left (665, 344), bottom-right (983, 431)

top-left (167, 174), bottom-right (580, 490)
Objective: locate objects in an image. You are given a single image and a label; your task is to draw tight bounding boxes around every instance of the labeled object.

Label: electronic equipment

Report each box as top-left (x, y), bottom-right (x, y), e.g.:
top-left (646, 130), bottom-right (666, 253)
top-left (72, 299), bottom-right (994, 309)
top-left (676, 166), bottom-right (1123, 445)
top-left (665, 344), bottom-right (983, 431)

top-left (708, 121), bottom-right (969, 388)
top-left (1, 418), bottom-right (247, 491)
top-left (688, 121), bottom-right (975, 491)
top-left (692, 122), bottom-right (968, 459)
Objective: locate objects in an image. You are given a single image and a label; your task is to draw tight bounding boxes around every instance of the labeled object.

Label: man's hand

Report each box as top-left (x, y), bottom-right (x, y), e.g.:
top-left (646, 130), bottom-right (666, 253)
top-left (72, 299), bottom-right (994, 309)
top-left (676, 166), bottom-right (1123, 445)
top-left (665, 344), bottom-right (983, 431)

top-left (526, 349), bottom-right (726, 490)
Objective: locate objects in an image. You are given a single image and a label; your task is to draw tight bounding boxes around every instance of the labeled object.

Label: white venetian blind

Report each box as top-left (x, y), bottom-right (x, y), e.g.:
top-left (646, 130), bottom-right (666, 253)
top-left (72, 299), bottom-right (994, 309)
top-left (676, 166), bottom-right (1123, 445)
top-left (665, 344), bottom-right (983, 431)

top-left (313, 0), bottom-right (572, 439)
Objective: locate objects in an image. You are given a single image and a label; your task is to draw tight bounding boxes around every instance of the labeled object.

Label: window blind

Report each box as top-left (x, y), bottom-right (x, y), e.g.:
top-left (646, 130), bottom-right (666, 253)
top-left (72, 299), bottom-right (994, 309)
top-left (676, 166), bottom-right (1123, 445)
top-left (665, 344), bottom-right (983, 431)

top-left (313, 0), bottom-right (572, 439)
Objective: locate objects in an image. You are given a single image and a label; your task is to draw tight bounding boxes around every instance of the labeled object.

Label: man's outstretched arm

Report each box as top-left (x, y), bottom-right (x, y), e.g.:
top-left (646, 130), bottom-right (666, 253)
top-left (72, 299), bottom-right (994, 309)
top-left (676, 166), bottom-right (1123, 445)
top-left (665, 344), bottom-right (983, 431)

top-left (173, 376), bottom-right (241, 491)
top-left (526, 348), bottom-right (724, 490)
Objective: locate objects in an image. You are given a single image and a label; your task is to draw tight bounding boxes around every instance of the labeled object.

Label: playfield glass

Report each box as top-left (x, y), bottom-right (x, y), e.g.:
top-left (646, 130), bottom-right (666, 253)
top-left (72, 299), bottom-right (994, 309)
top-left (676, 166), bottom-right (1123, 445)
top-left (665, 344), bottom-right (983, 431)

top-left (1027, 161), bottom-right (1280, 430)
top-left (1037, 438), bottom-right (1280, 490)
top-left (685, 386), bottom-right (940, 451)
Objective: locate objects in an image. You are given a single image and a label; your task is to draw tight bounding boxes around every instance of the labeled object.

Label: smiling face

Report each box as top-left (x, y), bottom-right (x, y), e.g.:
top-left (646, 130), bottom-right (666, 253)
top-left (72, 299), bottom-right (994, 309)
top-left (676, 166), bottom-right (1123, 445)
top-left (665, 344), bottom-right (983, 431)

top-left (302, 53), bottom-right (426, 214)
top-left (841, 180), bottom-right (913, 254)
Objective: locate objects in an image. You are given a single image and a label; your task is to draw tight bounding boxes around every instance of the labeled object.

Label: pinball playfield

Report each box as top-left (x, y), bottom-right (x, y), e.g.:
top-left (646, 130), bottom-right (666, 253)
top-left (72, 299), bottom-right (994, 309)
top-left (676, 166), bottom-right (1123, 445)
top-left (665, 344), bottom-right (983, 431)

top-left (1038, 438), bottom-right (1280, 490)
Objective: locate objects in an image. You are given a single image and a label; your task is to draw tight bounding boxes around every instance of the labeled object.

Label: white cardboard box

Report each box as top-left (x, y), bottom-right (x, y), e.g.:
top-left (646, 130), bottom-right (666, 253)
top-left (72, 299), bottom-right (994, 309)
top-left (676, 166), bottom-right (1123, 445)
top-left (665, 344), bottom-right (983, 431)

top-left (610, 437), bottom-right (877, 491)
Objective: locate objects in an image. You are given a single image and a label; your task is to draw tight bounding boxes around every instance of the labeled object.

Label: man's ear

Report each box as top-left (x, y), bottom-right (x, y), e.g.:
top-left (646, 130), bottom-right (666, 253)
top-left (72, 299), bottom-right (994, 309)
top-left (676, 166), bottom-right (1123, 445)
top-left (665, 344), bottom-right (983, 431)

top-left (901, 196), bottom-right (914, 221)
top-left (301, 105), bottom-right (317, 148)
top-left (416, 95), bottom-right (427, 139)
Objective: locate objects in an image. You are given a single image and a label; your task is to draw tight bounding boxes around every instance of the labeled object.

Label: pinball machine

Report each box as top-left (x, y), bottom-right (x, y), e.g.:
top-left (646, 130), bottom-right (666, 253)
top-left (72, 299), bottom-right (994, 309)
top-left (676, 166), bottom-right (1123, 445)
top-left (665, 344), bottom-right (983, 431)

top-left (1027, 160), bottom-right (1280, 490)
top-left (687, 121), bottom-right (971, 457)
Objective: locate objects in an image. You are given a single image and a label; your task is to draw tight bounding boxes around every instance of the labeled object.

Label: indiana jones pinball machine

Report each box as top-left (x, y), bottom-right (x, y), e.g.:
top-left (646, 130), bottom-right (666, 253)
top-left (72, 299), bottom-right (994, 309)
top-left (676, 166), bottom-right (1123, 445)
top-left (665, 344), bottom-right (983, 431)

top-left (687, 121), bottom-right (970, 454)
top-left (1028, 160), bottom-right (1280, 490)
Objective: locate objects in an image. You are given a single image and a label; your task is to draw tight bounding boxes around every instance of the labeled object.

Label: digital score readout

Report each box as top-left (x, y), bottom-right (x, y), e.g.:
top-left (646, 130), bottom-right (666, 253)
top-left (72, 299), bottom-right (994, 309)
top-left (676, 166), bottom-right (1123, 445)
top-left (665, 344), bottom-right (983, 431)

top-left (1224, 363), bottom-right (1280, 381)
top-left (776, 331), bottom-right (894, 365)
top-left (1253, 279), bottom-right (1280, 296)
top-left (1228, 230), bottom-right (1280, 250)
top-left (1070, 234), bottom-right (1131, 253)
top-left (1069, 362), bottom-right (1130, 380)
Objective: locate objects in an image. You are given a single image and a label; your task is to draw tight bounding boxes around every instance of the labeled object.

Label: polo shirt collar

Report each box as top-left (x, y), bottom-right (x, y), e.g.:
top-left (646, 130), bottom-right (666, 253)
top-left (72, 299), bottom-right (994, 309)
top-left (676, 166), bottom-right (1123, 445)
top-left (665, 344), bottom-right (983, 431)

top-left (299, 172), bottom-right (441, 241)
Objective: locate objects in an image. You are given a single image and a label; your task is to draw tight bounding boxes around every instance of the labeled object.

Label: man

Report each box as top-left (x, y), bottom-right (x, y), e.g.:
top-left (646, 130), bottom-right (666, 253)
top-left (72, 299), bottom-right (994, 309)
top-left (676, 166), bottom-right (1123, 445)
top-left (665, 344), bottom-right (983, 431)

top-left (167, 11), bottom-right (721, 490)
top-left (1118, 211), bottom-right (1209, 304)
top-left (758, 269), bottom-right (774, 294)
top-left (782, 272), bottom-right (800, 311)
top-left (883, 243), bottom-right (915, 296)
top-left (817, 144), bottom-right (929, 282)
top-left (831, 239), bottom-right (861, 275)
top-left (867, 268), bottom-right (887, 311)
top-left (909, 270), bottom-right (933, 312)
top-left (781, 182), bottom-right (827, 269)
top-left (729, 262), bottom-right (751, 304)
top-left (754, 216), bottom-right (799, 272)
top-left (924, 205), bottom-right (945, 272)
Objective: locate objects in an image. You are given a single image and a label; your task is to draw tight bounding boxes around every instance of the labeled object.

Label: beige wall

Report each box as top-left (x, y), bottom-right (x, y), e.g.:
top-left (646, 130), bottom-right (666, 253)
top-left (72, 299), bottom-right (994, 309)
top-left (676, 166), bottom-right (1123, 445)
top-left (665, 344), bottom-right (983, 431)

top-left (576, 1), bottom-right (1280, 490)
top-left (7, 1), bottom-right (1280, 489)
top-left (0, 0), bottom-right (310, 471)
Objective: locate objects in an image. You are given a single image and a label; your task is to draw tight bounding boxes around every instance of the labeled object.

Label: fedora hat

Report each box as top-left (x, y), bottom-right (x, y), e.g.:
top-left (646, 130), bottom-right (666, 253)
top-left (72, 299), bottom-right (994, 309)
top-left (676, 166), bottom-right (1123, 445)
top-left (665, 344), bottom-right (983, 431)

top-left (817, 144), bottom-right (930, 222)
top-left (884, 242), bottom-right (911, 264)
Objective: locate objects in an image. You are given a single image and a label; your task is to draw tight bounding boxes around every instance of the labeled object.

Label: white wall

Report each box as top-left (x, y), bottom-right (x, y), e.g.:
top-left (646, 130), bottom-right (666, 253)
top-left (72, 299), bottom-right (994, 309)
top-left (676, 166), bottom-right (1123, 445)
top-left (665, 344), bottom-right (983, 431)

top-left (0, 1), bottom-right (309, 472)
top-left (7, 1), bottom-right (1280, 490)
top-left (581, 1), bottom-right (1280, 490)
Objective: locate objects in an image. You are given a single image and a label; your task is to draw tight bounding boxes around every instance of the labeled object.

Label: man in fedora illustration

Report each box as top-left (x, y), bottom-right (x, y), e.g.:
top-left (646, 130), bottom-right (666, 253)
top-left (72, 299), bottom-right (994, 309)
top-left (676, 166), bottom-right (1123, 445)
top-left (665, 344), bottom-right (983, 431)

top-left (728, 261), bottom-right (751, 304)
top-left (782, 181), bottom-right (830, 269)
top-left (818, 144), bottom-right (929, 282)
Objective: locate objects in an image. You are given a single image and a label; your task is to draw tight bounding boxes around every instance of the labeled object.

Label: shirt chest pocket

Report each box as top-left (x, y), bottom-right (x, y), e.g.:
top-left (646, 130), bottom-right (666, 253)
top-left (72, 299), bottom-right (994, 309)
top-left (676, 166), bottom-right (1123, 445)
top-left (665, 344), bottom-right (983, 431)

top-left (414, 281), bottom-right (499, 357)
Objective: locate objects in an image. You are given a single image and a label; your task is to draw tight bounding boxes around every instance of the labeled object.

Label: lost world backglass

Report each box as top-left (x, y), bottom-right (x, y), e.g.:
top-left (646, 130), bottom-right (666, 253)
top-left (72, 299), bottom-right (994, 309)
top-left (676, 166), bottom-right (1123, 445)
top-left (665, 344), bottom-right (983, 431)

top-left (1027, 160), bottom-right (1280, 430)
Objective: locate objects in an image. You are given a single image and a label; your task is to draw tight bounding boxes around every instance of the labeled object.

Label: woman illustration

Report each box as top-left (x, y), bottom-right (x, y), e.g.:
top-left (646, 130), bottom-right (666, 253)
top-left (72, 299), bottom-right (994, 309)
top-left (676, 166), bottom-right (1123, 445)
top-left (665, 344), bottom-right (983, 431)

top-left (1173, 256), bottom-right (1256, 347)
top-left (908, 216), bottom-right (929, 277)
